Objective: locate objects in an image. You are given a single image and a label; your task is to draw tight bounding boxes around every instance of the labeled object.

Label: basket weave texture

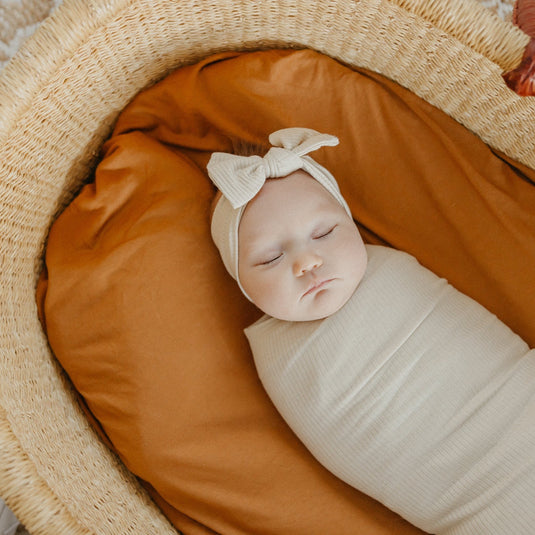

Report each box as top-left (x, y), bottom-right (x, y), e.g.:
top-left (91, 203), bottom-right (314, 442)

top-left (0, 1), bottom-right (534, 533)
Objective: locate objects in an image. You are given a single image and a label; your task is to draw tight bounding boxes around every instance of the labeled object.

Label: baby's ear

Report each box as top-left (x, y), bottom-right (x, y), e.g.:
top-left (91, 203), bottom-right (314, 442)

top-left (231, 138), bottom-right (270, 157)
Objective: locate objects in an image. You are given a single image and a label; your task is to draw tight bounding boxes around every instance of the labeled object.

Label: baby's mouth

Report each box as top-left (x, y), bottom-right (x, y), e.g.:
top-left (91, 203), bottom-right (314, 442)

top-left (302, 278), bottom-right (334, 298)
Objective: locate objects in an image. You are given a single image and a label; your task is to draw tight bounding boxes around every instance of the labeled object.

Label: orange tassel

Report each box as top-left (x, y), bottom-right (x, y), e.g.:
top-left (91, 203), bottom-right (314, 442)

top-left (503, 38), bottom-right (535, 96)
top-left (503, 0), bottom-right (535, 95)
top-left (513, 0), bottom-right (535, 37)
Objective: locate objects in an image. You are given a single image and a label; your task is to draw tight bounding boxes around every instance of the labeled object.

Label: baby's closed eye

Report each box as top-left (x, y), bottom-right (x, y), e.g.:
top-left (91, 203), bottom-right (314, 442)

top-left (257, 252), bottom-right (283, 266)
top-left (313, 225), bottom-right (337, 239)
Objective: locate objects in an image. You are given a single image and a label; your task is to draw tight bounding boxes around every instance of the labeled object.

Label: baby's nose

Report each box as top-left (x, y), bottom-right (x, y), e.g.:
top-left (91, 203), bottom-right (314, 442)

top-left (293, 252), bottom-right (323, 276)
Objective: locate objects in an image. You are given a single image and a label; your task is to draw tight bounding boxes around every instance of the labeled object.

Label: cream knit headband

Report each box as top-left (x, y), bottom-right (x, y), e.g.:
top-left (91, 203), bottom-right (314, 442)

top-left (208, 127), bottom-right (351, 296)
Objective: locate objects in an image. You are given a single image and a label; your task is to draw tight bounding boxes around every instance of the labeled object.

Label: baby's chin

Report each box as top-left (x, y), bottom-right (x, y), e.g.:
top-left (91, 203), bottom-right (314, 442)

top-left (267, 285), bottom-right (357, 322)
top-left (296, 296), bottom-right (352, 322)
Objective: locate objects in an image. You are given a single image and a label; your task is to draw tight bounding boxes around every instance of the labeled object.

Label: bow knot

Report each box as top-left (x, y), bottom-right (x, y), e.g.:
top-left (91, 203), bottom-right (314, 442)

top-left (207, 128), bottom-right (339, 209)
top-left (262, 147), bottom-right (303, 182)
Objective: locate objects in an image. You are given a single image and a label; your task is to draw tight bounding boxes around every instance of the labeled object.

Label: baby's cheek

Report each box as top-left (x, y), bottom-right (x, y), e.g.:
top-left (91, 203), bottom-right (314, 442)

top-left (246, 271), bottom-right (278, 305)
top-left (347, 243), bottom-right (368, 286)
top-left (261, 274), bottom-right (295, 317)
top-left (263, 274), bottom-right (287, 302)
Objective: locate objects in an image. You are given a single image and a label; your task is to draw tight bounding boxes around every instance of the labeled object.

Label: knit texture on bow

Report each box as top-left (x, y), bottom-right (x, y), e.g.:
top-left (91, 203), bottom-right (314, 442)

top-left (208, 147), bottom-right (304, 209)
top-left (207, 128), bottom-right (339, 209)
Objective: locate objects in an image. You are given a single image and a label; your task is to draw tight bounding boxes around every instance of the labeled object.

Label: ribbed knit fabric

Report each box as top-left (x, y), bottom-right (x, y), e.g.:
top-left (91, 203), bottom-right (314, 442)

top-left (245, 245), bottom-right (535, 534)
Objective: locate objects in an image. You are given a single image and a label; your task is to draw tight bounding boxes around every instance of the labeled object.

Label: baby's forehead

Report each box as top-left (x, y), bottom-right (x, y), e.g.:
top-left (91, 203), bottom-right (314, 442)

top-left (240, 175), bottom-right (344, 238)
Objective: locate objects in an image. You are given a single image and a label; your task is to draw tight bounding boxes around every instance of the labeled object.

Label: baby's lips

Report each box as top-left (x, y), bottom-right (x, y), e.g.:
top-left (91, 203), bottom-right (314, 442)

top-left (503, 0), bottom-right (535, 96)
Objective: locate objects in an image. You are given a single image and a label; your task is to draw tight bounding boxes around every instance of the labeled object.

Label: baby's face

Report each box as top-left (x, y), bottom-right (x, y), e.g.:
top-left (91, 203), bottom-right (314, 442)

top-left (238, 170), bottom-right (367, 321)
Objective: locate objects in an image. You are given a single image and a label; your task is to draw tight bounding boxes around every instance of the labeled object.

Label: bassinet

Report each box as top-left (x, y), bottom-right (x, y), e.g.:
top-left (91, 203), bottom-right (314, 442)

top-left (1, 1), bottom-right (535, 533)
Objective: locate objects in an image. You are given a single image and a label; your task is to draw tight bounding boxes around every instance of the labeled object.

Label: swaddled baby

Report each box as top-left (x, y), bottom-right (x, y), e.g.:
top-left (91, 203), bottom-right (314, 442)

top-left (208, 128), bottom-right (535, 535)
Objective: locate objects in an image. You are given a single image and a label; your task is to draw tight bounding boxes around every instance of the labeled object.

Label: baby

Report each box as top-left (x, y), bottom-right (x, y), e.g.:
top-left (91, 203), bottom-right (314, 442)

top-left (209, 127), bottom-right (367, 321)
top-left (208, 128), bottom-right (535, 535)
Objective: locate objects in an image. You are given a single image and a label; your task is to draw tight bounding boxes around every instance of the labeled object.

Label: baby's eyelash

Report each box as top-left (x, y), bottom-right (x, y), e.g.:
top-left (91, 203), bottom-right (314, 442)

top-left (314, 225), bottom-right (337, 239)
top-left (259, 253), bottom-right (283, 266)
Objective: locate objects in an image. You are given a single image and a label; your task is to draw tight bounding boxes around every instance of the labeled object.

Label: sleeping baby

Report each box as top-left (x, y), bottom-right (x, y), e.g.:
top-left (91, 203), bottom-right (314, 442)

top-left (208, 127), bottom-right (535, 535)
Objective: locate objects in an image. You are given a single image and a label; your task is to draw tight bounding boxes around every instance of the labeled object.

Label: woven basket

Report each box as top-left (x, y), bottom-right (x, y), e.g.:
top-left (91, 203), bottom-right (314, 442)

top-left (1, 1), bottom-right (534, 533)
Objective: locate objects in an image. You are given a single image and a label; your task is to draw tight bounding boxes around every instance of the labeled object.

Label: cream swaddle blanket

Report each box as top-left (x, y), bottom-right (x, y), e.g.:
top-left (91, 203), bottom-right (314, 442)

top-left (245, 245), bottom-right (535, 535)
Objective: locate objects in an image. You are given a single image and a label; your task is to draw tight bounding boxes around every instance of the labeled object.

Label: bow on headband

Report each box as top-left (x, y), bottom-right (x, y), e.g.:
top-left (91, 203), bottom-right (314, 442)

top-left (208, 127), bottom-right (351, 297)
top-left (207, 127), bottom-right (340, 209)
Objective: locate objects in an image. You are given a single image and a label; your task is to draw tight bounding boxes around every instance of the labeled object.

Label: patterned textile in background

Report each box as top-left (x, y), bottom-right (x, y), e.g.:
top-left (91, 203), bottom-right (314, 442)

top-left (0, 0), bottom-right (519, 534)
top-left (0, 0), bottom-right (62, 70)
top-left (480, 0), bottom-right (516, 19)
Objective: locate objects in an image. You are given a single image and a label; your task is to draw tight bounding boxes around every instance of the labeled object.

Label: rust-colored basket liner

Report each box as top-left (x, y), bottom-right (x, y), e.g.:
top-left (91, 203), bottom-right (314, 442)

top-left (0, 0), bottom-right (533, 533)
